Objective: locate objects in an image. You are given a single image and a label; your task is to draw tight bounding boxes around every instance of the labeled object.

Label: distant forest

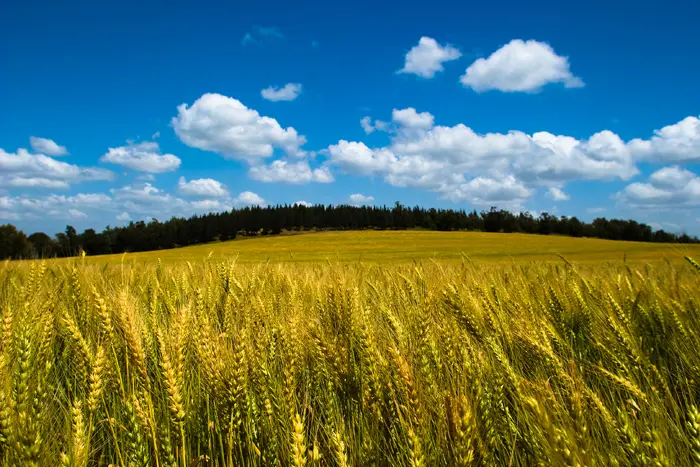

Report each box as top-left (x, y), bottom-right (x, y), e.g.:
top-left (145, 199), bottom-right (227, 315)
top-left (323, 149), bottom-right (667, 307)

top-left (1, 203), bottom-right (697, 259)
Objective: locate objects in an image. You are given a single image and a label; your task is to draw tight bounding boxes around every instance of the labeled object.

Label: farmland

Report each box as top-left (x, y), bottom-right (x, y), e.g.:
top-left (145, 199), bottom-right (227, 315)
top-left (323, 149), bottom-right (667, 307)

top-left (1, 232), bottom-right (699, 465)
top-left (50, 230), bottom-right (700, 265)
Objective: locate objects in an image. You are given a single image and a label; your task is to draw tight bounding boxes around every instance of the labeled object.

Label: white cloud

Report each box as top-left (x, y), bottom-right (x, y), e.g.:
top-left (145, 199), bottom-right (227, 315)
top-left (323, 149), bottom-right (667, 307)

top-left (136, 174), bottom-right (156, 181)
top-left (0, 192), bottom-right (112, 221)
top-left (68, 209), bottom-right (88, 219)
top-left (326, 109), bottom-right (650, 208)
top-left (294, 200), bottom-right (312, 207)
top-left (329, 125), bottom-right (637, 186)
top-left (399, 37), bottom-right (461, 78)
top-left (360, 109), bottom-right (433, 136)
top-left (7, 177), bottom-right (70, 189)
top-left (235, 191), bottom-right (265, 206)
top-left (100, 141), bottom-right (181, 173)
top-left (360, 116), bottom-right (389, 134)
top-left (460, 39), bottom-right (584, 92)
top-left (392, 108), bottom-right (434, 130)
top-left (0, 147), bottom-right (114, 189)
top-left (439, 176), bottom-right (531, 209)
top-left (152, 131), bottom-right (160, 140)
top-left (547, 187), bottom-right (570, 201)
top-left (112, 183), bottom-right (239, 217)
top-left (628, 116), bottom-right (700, 163)
top-left (349, 193), bottom-right (374, 204)
top-left (178, 176), bottom-right (229, 197)
top-left (112, 183), bottom-right (172, 206)
top-left (261, 83), bottom-right (302, 102)
top-left (360, 116), bottom-right (375, 134)
top-left (327, 141), bottom-right (399, 175)
top-left (189, 199), bottom-right (234, 212)
top-left (0, 210), bottom-right (21, 221)
top-left (614, 166), bottom-right (700, 208)
top-left (648, 221), bottom-right (682, 233)
top-left (311, 165), bottom-right (334, 183)
top-left (29, 136), bottom-right (69, 156)
top-left (648, 165), bottom-right (695, 188)
top-left (172, 93), bottom-right (307, 161)
top-left (249, 160), bottom-right (334, 183)
top-left (0, 181), bottom-right (267, 223)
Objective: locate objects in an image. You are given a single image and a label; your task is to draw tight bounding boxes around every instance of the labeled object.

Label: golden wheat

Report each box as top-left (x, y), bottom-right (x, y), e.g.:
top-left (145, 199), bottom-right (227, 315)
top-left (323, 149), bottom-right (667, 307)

top-left (0, 257), bottom-right (698, 465)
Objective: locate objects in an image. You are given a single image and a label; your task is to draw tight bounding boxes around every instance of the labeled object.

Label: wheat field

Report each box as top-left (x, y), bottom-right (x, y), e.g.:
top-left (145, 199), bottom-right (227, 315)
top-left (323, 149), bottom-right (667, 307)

top-left (1, 253), bottom-right (700, 466)
top-left (51, 230), bottom-right (700, 266)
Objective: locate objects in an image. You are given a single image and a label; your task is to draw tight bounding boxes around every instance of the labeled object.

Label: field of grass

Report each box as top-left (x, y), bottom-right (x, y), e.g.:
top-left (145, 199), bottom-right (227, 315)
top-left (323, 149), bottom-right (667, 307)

top-left (1, 243), bottom-right (700, 465)
top-left (59, 230), bottom-right (700, 265)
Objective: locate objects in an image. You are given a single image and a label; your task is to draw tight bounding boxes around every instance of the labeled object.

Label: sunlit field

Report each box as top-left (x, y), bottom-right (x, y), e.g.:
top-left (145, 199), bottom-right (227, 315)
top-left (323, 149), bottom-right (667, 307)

top-left (1, 232), bottom-right (700, 465)
top-left (43, 230), bottom-right (700, 265)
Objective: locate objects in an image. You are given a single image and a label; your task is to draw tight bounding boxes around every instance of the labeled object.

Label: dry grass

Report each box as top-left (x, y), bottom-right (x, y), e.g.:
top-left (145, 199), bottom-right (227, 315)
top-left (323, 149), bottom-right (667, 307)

top-left (0, 254), bottom-right (699, 465)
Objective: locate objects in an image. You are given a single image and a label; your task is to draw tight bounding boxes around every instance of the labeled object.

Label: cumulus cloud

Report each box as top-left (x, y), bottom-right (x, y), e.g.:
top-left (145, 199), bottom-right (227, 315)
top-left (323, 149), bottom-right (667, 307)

top-left (460, 39), bottom-right (584, 92)
top-left (330, 125), bottom-right (637, 185)
top-left (29, 137), bottom-right (68, 156)
top-left (648, 165), bottom-right (696, 187)
top-left (392, 108), bottom-right (434, 130)
top-left (628, 116), bottom-right (700, 163)
top-left (648, 221), bottom-right (682, 233)
top-left (112, 183), bottom-right (231, 217)
top-left (172, 93), bottom-right (307, 161)
top-left (399, 37), bottom-right (461, 78)
top-left (261, 83), bottom-right (302, 102)
top-left (0, 210), bottom-right (21, 221)
top-left (100, 141), bottom-right (181, 173)
top-left (235, 191), bottom-right (265, 206)
top-left (360, 108), bottom-right (433, 136)
top-left (112, 182), bottom-right (264, 217)
top-left (349, 193), bottom-right (374, 204)
top-left (614, 166), bottom-right (700, 208)
top-left (440, 176), bottom-right (531, 209)
top-left (249, 160), bottom-right (334, 183)
top-left (0, 180), bottom-right (268, 223)
top-left (325, 109), bottom-right (650, 207)
top-left (0, 183), bottom-right (246, 222)
top-left (294, 200), bottom-right (312, 207)
top-left (178, 177), bottom-right (228, 197)
top-left (0, 192), bottom-right (112, 221)
top-left (68, 209), bottom-right (88, 219)
top-left (360, 116), bottom-right (389, 134)
top-left (547, 187), bottom-right (570, 201)
top-left (7, 177), bottom-right (70, 189)
top-left (0, 147), bottom-right (114, 189)
top-left (361, 117), bottom-right (375, 134)
top-left (327, 141), bottom-right (399, 176)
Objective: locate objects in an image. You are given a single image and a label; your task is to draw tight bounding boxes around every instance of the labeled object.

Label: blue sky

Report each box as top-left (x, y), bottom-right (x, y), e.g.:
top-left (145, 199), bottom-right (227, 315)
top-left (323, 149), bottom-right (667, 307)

top-left (2, 0), bottom-right (700, 235)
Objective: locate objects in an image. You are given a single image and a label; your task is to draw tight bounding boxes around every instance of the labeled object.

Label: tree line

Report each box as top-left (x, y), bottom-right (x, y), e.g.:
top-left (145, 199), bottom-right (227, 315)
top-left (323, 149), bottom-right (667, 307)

top-left (0, 203), bottom-right (697, 259)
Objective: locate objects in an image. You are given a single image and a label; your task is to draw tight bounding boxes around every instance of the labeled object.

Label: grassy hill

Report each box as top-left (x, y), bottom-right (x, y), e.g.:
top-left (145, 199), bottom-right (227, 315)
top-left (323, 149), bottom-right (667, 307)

top-left (54, 229), bottom-right (700, 265)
